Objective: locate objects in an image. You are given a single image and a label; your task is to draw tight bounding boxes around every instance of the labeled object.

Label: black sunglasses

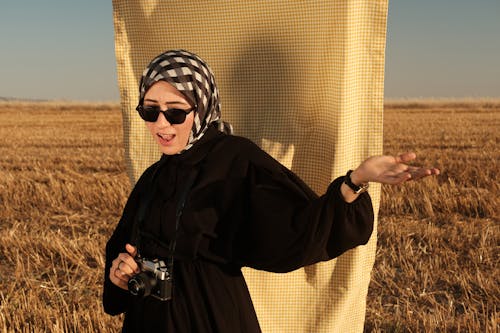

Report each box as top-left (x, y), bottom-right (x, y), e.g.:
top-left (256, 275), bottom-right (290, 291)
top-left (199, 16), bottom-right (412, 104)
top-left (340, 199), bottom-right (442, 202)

top-left (136, 105), bottom-right (196, 124)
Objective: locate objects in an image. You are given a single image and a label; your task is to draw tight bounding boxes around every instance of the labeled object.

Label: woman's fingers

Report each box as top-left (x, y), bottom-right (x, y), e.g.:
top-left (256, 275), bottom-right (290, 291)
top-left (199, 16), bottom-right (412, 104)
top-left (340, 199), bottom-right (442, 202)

top-left (407, 166), bottom-right (440, 181)
top-left (391, 153), bottom-right (440, 183)
top-left (109, 245), bottom-right (141, 290)
top-left (395, 152), bottom-right (416, 164)
top-left (117, 252), bottom-right (140, 275)
top-left (383, 171), bottom-right (412, 185)
top-left (126, 243), bottom-right (138, 257)
top-left (110, 258), bottom-right (129, 290)
top-left (113, 264), bottom-right (130, 282)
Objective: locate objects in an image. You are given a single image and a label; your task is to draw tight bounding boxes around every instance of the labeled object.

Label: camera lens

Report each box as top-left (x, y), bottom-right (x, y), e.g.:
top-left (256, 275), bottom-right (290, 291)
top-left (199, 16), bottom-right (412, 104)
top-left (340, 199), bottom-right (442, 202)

top-left (128, 272), bottom-right (155, 297)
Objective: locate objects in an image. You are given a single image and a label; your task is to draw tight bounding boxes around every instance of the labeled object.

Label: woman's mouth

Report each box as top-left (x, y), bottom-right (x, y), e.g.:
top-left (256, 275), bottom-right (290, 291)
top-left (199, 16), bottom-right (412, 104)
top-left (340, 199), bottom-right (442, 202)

top-left (157, 133), bottom-right (175, 145)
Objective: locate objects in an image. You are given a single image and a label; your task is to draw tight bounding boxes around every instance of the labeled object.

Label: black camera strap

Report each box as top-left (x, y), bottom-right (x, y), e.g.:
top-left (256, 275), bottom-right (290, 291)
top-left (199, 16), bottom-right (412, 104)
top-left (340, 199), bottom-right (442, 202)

top-left (131, 157), bottom-right (168, 254)
top-left (167, 168), bottom-right (198, 277)
top-left (131, 161), bottom-right (199, 263)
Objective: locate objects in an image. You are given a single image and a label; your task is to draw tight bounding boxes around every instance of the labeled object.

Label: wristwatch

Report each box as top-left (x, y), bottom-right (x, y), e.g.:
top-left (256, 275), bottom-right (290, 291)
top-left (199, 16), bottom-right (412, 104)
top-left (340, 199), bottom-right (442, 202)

top-left (344, 170), bottom-right (369, 194)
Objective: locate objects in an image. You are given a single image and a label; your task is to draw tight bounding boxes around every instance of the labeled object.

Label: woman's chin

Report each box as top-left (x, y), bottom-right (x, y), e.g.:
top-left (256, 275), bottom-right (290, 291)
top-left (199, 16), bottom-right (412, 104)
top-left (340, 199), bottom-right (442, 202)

top-left (157, 140), bottom-right (185, 155)
top-left (159, 145), bottom-right (182, 155)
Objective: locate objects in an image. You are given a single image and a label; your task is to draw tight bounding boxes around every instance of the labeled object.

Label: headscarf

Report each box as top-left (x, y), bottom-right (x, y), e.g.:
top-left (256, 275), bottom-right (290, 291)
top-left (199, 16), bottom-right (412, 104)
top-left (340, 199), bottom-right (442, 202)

top-left (138, 49), bottom-right (233, 152)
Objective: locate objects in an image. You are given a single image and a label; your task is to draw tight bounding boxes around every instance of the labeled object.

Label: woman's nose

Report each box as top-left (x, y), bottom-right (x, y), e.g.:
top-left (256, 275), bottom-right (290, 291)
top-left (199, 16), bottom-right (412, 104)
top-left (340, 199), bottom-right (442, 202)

top-left (156, 111), bottom-right (172, 126)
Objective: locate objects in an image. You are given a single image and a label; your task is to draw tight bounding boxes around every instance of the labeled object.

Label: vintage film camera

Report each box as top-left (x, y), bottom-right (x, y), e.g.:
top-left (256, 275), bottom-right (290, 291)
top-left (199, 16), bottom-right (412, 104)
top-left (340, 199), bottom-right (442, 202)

top-left (128, 257), bottom-right (172, 301)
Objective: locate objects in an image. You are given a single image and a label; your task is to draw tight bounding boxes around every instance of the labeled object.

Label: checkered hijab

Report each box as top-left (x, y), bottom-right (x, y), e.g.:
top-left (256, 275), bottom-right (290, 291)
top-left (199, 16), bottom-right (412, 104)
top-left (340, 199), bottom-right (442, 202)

top-left (138, 49), bottom-right (233, 152)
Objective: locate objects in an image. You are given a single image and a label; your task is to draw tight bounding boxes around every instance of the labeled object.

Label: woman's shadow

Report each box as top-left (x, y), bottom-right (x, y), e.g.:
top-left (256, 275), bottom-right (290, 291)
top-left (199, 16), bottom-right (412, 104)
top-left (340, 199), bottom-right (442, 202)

top-left (228, 36), bottom-right (335, 195)
top-left (228, 36), bottom-right (338, 287)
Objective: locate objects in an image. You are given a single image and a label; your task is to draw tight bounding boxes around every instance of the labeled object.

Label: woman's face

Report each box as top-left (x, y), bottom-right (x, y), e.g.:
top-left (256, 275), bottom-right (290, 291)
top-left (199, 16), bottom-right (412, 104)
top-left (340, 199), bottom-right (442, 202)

top-left (143, 81), bottom-right (195, 155)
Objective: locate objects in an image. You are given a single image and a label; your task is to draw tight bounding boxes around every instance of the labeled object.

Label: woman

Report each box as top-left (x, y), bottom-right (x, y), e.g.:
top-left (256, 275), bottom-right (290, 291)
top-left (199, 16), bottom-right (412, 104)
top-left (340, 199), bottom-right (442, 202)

top-left (103, 50), bottom-right (439, 332)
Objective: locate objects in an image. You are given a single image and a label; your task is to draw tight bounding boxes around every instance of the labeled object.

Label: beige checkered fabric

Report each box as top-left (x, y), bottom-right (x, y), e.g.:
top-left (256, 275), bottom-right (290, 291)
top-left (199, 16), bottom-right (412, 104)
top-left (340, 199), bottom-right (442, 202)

top-left (112, 1), bottom-right (387, 332)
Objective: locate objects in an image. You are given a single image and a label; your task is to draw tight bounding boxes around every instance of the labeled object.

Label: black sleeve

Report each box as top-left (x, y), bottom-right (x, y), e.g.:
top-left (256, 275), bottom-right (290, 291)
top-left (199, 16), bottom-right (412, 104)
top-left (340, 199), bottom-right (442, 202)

top-left (102, 175), bottom-right (145, 315)
top-left (232, 143), bottom-right (374, 273)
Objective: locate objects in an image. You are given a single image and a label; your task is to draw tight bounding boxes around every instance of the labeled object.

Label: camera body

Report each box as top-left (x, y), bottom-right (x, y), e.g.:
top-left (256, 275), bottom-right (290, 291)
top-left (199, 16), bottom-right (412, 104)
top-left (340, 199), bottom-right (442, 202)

top-left (128, 257), bottom-right (172, 301)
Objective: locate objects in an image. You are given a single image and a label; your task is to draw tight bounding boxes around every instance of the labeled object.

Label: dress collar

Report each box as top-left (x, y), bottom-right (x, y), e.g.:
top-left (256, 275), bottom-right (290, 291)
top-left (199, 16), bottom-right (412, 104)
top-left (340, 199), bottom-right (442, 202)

top-left (159, 124), bottom-right (226, 166)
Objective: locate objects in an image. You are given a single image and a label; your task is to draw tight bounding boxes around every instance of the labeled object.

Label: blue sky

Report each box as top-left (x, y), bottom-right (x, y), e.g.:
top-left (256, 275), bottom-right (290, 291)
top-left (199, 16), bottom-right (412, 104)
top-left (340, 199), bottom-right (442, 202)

top-left (386, 0), bottom-right (500, 99)
top-left (1, 1), bottom-right (499, 101)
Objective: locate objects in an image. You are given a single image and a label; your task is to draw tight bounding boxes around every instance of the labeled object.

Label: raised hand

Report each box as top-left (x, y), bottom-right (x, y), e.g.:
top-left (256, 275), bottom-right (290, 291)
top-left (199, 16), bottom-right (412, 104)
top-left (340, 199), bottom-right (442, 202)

top-left (351, 152), bottom-right (440, 185)
top-left (341, 152), bottom-right (440, 202)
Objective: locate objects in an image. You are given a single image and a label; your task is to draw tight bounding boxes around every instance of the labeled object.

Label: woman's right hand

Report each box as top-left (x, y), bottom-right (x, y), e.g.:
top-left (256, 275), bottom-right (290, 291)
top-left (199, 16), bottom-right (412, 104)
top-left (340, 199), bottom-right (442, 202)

top-left (109, 243), bottom-right (140, 290)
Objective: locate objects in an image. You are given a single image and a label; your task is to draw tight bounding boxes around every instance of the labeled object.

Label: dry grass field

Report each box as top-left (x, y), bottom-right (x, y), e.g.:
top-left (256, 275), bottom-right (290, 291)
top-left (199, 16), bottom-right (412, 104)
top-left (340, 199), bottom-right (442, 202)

top-left (0, 100), bottom-right (498, 332)
top-left (367, 100), bottom-right (499, 332)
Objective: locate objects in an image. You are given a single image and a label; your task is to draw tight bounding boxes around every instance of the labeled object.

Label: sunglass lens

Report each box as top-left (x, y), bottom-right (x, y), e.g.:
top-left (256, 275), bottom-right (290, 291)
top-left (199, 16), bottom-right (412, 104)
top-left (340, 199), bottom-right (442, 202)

top-left (165, 109), bottom-right (187, 124)
top-left (137, 106), bottom-right (160, 122)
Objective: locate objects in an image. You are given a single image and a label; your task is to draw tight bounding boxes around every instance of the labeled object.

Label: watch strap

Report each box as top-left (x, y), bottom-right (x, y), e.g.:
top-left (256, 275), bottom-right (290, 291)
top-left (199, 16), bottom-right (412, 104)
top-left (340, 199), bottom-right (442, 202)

top-left (344, 170), bottom-right (369, 194)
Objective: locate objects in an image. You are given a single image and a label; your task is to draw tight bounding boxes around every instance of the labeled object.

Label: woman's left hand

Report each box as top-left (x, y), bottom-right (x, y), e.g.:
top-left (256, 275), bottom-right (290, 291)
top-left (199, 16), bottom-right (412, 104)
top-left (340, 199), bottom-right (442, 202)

top-left (351, 152), bottom-right (440, 185)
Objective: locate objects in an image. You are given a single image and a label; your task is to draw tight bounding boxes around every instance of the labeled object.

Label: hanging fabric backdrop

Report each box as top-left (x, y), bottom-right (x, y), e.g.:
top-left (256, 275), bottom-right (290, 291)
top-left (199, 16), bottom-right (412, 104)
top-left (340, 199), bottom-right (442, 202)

top-left (112, 1), bottom-right (388, 331)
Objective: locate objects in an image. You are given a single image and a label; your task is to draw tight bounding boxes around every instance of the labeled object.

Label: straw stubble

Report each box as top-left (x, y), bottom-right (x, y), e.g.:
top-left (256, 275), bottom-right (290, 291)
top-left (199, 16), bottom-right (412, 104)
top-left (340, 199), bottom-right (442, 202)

top-left (0, 100), bottom-right (498, 332)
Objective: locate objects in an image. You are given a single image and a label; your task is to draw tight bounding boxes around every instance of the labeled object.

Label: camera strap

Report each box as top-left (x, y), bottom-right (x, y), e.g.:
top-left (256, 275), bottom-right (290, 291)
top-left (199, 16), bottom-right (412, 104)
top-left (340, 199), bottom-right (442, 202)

top-left (167, 168), bottom-right (199, 276)
top-left (131, 161), bottom-right (199, 262)
top-left (131, 157), bottom-right (169, 253)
